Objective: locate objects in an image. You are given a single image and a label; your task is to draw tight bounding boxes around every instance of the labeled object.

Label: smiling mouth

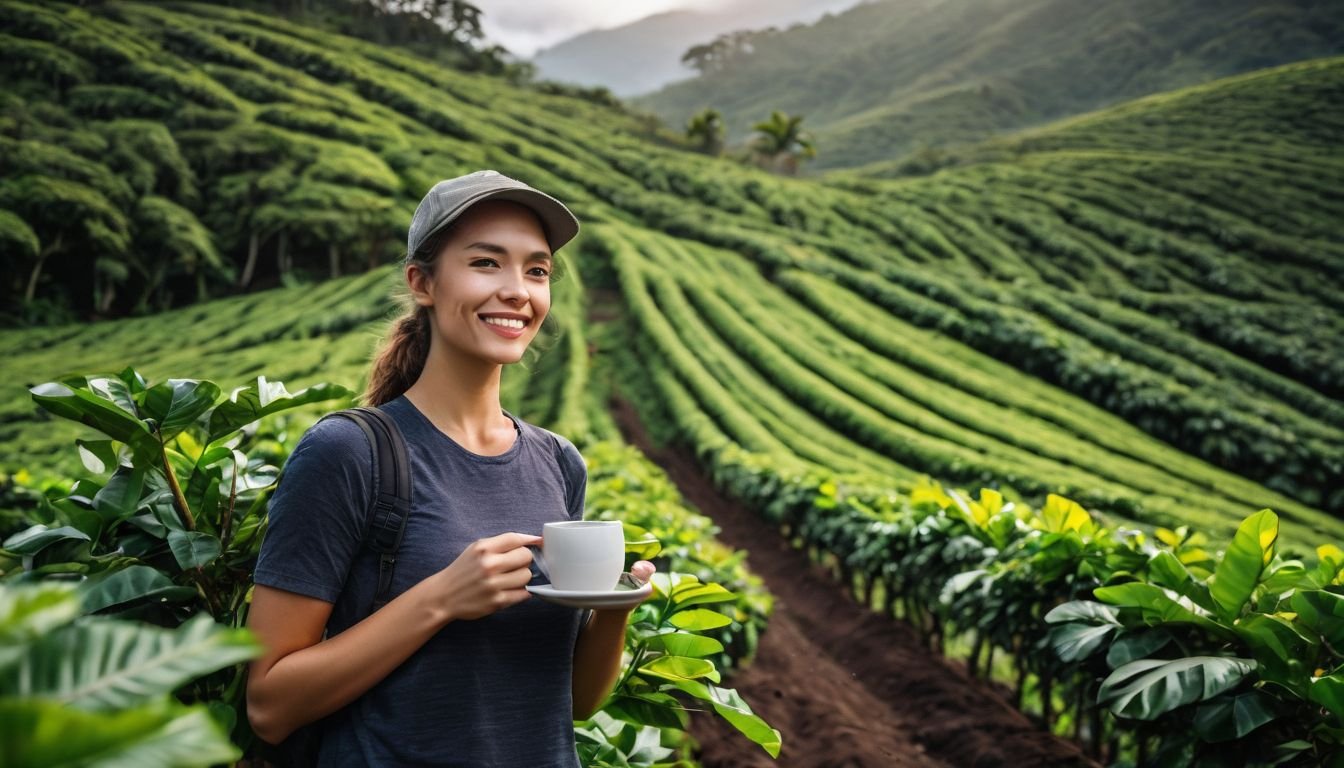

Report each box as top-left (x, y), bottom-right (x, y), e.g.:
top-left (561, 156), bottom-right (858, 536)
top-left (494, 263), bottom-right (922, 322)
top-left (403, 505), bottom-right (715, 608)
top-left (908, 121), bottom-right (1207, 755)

top-left (481, 316), bottom-right (527, 330)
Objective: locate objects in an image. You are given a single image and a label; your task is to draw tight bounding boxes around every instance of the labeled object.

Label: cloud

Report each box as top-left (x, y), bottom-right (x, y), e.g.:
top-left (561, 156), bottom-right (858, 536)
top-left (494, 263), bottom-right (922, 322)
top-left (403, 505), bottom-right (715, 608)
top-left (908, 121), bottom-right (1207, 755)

top-left (474, 0), bottom-right (692, 57)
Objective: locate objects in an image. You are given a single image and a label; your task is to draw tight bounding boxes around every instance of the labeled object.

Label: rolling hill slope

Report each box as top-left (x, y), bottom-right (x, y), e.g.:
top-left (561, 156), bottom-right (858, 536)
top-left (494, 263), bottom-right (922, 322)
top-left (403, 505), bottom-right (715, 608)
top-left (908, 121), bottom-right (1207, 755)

top-left (634, 0), bottom-right (1344, 169)
top-left (1, 0), bottom-right (1340, 552)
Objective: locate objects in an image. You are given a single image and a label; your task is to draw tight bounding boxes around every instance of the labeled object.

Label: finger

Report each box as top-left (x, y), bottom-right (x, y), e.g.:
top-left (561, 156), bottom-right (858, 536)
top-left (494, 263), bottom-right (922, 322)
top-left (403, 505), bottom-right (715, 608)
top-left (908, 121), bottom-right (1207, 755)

top-left (482, 532), bottom-right (543, 552)
top-left (498, 566), bottom-right (535, 589)
top-left (631, 561), bottom-right (656, 582)
top-left (499, 587), bottom-right (531, 606)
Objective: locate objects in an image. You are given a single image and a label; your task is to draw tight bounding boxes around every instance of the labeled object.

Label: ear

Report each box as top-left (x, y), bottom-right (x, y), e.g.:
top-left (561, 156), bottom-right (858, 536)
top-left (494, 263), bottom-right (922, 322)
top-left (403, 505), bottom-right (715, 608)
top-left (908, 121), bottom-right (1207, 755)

top-left (406, 263), bottom-right (434, 307)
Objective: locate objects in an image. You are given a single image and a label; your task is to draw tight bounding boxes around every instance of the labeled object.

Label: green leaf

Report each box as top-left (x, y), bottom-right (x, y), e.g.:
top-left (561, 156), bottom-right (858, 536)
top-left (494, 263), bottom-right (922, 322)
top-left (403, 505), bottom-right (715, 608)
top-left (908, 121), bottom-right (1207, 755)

top-left (1309, 673), bottom-right (1344, 723)
top-left (1235, 613), bottom-right (1314, 694)
top-left (30, 381), bottom-right (157, 456)
top-left (0, 613), bottom-right (261, 710)
top-left (1210, 509), bottom-right (1278, 623)
top-left (0, 582), bottom-right (81, 667)
top-left (93, 464), bottom-right (147, 525)
top-left (645, 632), bottom-right (725, 658)
top-left (1093, 582), bottom-right (1230, 636)
top-left (1194, 690), bottom-right (1279, 741)
top-left (1044, 601), bottom-right (1120, 662)
top-left (1106, 630), bottom-right (1172, 669)
top-left (142, 379), bottom-right (221, 441)
top-left (0, 698), bottom-right (240, 768)
top-left (1291, 589), bottom-right (1344, 649)
top-left (168, 530), bottom-right (221, 570)
top-left (1098, 656), bottom-right (1256, 720)
top-left (671, 582), bottom-right (736, 609)
top-left (639, 655), bottom-right (720, 683)
top-left (666, 678), bottom-right (781, 758)
top-left (205, 378), bottom-right (351, 443)
top-left (600, 692), bottom-right (689, 731)
top-left (80, 566), bottom-right (197, 614)
top-left (1147, 550), bottom-right (1215, 612)
top-left (78, 439), bottom-right (119, 474)
top-left (667, 608), bottom-right (732, 631)
top-left (3, 525), bottom-right (91, 556)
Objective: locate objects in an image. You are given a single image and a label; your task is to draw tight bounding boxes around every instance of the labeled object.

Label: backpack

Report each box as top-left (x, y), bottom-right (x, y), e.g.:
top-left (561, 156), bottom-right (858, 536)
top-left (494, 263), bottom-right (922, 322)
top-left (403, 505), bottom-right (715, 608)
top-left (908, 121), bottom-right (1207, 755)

top-left (256, 406), bottom-right (413, 767)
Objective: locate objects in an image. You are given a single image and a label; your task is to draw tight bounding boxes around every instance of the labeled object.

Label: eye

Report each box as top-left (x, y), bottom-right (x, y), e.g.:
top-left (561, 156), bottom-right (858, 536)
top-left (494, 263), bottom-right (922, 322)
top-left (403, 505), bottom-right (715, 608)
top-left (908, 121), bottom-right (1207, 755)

top-left (470, 257), bottom-right (499, 268)
top-left (528, 265), bottom-right (552, 278)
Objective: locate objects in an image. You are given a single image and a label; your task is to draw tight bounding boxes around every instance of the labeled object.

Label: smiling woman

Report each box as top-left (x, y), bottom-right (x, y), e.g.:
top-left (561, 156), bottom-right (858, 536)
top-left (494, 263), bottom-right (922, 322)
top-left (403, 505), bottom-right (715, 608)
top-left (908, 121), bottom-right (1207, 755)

top-left (244, 170), bottom-right (657, 767)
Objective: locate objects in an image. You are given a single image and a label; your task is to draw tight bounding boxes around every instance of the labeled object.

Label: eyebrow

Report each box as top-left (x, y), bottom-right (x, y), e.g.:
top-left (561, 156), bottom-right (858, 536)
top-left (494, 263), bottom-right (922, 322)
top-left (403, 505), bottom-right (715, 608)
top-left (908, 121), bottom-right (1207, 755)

top-left (464, 241), bottom-right (552, 261)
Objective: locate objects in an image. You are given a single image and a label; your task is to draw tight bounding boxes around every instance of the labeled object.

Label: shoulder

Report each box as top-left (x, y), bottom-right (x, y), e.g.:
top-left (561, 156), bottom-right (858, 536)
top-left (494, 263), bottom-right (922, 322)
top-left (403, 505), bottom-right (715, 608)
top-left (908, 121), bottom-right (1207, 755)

top-left (518, 419), bottom-right (586, 479)
top-left (285, 411), bottom-right (375, 476)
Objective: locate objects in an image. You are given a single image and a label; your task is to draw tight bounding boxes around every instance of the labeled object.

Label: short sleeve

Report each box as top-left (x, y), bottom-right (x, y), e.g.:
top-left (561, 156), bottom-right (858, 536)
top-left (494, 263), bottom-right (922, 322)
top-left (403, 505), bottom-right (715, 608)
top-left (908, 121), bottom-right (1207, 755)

top-left (554, 434), bottom-right (588, 521)
top-left (253, 415), bottom-right (373, 603)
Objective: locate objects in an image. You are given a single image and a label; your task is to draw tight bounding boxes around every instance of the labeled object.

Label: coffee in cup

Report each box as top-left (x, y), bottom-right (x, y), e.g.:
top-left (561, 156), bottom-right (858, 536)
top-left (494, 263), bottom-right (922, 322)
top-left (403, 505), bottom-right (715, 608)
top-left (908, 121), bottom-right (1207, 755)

top-left (531, 520), bottom-right (624, 591)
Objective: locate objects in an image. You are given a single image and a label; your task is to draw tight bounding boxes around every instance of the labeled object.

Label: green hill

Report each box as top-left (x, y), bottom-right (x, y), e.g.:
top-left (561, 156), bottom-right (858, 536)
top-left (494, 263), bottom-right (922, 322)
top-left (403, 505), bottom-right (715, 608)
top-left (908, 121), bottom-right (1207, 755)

top-left (634, 0), bottom-right (1344, 170)
top-left (1, 0), bottom-right (1341, 554)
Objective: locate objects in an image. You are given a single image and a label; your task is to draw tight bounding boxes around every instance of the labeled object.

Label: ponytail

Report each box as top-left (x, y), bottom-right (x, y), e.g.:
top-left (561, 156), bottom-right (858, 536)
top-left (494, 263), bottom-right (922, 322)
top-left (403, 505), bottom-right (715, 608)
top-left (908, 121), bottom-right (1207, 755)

top-left (363, 304), bottom-right (431, 406)
top-left (364, 226), bottom-right (454, 406)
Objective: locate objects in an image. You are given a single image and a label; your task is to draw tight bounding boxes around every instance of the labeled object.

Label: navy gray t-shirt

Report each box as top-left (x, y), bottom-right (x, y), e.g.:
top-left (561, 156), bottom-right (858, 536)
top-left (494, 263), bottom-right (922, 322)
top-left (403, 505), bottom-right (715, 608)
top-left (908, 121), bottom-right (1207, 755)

top-left (253, 395), bottom-right (587, 767)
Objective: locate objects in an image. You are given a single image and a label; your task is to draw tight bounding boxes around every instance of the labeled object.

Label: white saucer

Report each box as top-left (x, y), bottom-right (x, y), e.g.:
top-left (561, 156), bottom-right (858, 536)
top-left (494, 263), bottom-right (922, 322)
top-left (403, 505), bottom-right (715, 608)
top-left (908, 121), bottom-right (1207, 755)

top-left (526, 574), bottom-right (652, 610)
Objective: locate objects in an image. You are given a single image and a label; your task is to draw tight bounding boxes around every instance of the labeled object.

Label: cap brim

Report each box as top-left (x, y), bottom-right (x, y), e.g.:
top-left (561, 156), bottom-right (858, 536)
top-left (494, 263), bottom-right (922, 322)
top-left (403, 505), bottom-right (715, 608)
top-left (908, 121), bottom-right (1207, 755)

top-left (431, 187), bottom-right (580, 254)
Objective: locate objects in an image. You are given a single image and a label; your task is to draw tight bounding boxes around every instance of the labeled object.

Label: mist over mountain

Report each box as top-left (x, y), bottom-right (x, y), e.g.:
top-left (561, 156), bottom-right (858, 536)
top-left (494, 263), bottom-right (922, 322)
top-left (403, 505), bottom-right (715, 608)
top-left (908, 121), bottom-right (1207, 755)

top-left (530, 0), bottom-right (858, 97)
top-left (635, 0), bottom-right (1344, 169)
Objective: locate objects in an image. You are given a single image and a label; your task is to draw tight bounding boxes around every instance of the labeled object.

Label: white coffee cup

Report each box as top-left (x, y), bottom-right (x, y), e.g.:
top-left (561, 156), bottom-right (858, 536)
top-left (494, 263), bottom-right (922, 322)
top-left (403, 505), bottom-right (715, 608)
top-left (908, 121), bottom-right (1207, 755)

top-left (531, 520), bottom-right (624, 592)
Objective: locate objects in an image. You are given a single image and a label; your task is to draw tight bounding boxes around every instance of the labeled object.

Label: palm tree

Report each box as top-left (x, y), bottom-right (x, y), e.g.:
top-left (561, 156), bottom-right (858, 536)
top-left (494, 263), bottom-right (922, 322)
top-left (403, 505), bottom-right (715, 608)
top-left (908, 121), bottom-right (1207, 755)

top-left (685, 108), bottom-right (725, 155)
top-left (749, 110), bottom-right (816, 175)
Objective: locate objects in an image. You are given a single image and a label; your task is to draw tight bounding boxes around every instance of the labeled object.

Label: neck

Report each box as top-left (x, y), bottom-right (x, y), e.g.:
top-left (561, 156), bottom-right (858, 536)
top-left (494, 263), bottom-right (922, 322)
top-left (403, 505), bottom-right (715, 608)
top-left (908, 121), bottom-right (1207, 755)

top-left (403, 337), bottom-right (511, 448)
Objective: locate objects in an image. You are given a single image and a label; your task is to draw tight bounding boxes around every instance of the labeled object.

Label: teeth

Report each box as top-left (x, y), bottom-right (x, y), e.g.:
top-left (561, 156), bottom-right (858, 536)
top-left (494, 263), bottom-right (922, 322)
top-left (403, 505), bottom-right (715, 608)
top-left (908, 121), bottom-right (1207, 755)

top-left (483, 317), bottom-right (525, 329)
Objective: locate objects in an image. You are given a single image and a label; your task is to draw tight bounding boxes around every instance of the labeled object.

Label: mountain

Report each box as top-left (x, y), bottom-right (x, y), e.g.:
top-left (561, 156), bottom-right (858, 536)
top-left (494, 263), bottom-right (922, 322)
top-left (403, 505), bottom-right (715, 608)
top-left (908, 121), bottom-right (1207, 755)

top-left (635, 0), bottom-right (1344, 169)
top-left (530, 0), bottom-right (857, 98)
top-left (1, 1), bottom-right (1341, 547)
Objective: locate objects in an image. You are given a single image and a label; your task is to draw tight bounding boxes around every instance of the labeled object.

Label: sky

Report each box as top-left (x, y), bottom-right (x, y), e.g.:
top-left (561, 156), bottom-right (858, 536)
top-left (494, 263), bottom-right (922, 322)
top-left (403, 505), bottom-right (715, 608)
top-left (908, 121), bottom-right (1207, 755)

top-left (473, 0), bottom-right (844, 59)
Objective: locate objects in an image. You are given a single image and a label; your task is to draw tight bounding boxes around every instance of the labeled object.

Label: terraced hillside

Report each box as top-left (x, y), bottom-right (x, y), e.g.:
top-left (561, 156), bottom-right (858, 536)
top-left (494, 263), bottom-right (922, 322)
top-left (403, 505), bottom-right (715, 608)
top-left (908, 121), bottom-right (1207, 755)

top-left (1, 0), bottom-right (1341, 556)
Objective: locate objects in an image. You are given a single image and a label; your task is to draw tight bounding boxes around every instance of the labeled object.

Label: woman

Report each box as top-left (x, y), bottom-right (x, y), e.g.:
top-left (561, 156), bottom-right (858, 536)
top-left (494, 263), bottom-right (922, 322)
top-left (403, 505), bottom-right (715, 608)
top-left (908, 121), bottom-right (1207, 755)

top-left (246, 170), bottom-right (655, 766)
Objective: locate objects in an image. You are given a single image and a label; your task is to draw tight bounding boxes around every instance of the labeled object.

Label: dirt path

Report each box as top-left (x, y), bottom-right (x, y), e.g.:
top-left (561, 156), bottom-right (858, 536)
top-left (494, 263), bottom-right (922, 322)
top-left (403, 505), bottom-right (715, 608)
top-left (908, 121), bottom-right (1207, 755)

top-left (613, 399), bottom-right (1094, 768)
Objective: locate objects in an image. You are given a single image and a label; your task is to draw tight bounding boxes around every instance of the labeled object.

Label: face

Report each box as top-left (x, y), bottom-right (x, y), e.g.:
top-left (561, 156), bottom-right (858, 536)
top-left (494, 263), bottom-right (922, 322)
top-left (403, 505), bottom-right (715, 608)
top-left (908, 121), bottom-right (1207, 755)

top-left (409, 200), bottom-right (554, 366)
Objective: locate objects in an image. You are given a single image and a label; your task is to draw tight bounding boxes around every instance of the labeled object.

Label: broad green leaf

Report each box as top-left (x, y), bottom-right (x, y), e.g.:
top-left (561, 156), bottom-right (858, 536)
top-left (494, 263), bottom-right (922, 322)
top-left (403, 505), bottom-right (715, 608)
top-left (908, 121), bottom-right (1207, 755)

top-left (1194, 690), bottom-right (1279, 741)
top-left (80, 566), bottom-right (197, 614)
top-left (3, 525), bottom-right (91, 556)
top-left (117, 366), bottom-right (148, 394)
top-left (168, 530), bottom-right (221, 570)
top-left (93, 464), bottom-right (147, 525)
top-left (142, 379), bottom-right (221, 441)
top-left (640, 655), bottom-right (720, 683)
top-left (667, 608), bottom-right (732, 631)
top-left (671, 582), bottom-right (735, 609)
top-left (1291, 589), bottom-right (1344, 649)
top-left (601, 692), bottom-right (689, 731)
top-left (1044, 601), bottom-right (1120, 662)
top-left (1106, 630), bottom-right (1172, 669)
top-left (0, 698), bottom-right (240, 768)
top-left (1259, 561), bottom-right (1308, 596)
top-left (664, 678), bottom-right (782, 757)
top-left (1098, 656), bottom-right (1256, 720)
top-left (1147, 551), bottom-right (1214, 611)
top-left (77, 439), bottom-right (119, 474)
top-left (89, 376), bottom-right (139, 417)
top-left (0, 613), bottom-right (261, 710)
top-left (30, 381), bottom-right (156, 455)
top-left (1309, 673), bottom-right (1344, 723)
top-left (1234, 613), bottom-right (1313, 694)
top-left (1211, 509), bottom-right (1278, 623)
top-left (1044, 600), bottom-right (1119, 625)
top-left (645, 632), bottom-right (724, 658)
top-left (206, 378), bottom-right (351, 443)
top-left (0, 582), bottom-right (81, 667)
top-left (1038, 494), bottom-right (1091, 534)
top-left (1314, 545), bottom-right (1344, 586)
top-left (1094, 582), bottom-right (1230, 635)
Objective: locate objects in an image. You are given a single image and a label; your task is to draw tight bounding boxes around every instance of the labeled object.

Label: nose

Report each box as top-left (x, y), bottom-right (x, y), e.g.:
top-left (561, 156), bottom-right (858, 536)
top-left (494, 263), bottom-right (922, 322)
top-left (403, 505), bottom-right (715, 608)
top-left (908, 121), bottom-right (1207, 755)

top-left (496, 267), bottom-right (530, 305)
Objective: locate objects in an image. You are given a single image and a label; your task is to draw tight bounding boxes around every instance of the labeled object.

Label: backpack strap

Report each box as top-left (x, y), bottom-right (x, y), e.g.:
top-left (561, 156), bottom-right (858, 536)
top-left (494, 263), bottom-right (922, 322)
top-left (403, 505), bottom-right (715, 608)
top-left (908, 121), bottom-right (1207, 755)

top-left (322, 406), bottom-right (412, 612)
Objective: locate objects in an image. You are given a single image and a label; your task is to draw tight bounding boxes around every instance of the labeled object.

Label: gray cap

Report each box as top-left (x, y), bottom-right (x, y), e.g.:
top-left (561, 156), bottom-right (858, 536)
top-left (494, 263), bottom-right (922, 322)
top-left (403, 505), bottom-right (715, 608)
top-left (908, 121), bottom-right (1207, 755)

top-left (406, 170), bottom-right (580, 258)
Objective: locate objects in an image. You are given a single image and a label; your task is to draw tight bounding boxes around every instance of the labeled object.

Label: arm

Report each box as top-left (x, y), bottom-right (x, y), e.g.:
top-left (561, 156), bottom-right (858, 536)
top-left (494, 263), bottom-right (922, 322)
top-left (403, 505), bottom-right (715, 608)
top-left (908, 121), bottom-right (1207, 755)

top-left (246, 532), bottom-right (540, 744)
top-left (570, 560), bottom-right (656, 719)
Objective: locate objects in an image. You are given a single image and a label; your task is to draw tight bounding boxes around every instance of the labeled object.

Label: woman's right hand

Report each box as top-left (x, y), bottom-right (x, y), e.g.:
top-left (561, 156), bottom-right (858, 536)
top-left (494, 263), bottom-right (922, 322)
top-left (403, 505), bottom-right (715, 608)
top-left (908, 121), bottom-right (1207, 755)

top-left (434, 532), bottom-right (541, 621)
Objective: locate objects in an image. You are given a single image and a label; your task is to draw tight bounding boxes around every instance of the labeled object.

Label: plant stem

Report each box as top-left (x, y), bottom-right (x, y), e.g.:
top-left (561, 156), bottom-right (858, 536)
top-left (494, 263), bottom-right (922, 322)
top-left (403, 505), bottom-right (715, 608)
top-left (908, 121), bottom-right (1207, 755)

top-left (221, 453), bottom-right (239, 548)
top-left (160, 434), bottom-right (195, 531)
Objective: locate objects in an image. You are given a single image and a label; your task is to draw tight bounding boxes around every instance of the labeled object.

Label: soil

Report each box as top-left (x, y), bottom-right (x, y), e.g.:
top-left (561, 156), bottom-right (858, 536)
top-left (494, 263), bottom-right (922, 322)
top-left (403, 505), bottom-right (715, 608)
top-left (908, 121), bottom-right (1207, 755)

top-left (612, 398), bottom-right (1096, 768)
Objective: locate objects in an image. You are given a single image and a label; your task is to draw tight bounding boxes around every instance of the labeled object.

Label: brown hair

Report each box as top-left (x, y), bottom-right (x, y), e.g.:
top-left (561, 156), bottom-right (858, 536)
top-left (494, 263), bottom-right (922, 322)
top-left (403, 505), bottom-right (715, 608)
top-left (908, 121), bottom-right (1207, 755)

top-left (362, 226), bottom-right (454, 406)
